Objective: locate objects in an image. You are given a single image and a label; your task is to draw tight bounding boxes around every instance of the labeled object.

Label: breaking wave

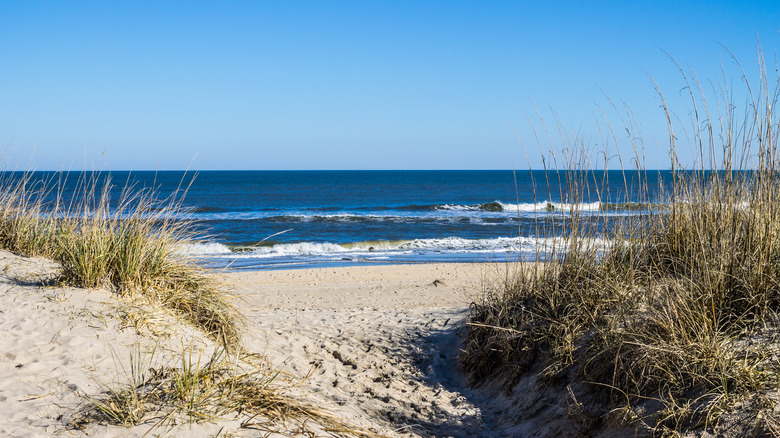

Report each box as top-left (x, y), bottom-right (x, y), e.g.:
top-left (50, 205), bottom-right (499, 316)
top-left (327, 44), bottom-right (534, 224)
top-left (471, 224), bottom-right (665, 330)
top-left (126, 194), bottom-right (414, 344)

top-left (181, 236), bottom-right (614, 261)
top-left (185, 200), bottom-right (652, 222)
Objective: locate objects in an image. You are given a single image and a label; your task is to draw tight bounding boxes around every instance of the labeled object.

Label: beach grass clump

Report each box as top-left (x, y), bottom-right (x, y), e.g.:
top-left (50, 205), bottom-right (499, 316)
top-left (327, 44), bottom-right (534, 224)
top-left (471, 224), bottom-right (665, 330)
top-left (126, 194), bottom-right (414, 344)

top-left (78, 345), bottom-right (375, 437)
top-left (461, 53), bottom-right (780, 434)
top-left (0, 172), bottom-right (60, 257)
top-left (0, 171), bottom-right (240, 348)
top-left (0, 174), bottom-right (373, 435)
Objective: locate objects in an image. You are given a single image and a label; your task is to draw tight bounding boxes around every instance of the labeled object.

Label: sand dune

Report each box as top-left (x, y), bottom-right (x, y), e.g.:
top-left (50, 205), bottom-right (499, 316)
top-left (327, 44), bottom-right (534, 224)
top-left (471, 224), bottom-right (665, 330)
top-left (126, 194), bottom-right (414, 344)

top-left (0, 251), bottom-right (585, 437)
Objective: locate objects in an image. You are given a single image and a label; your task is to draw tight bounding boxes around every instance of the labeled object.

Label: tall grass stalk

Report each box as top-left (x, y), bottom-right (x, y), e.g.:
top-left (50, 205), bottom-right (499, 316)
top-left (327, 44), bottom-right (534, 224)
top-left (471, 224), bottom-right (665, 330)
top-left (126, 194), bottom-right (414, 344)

top-left (461, 51), bottom-right (780, 434)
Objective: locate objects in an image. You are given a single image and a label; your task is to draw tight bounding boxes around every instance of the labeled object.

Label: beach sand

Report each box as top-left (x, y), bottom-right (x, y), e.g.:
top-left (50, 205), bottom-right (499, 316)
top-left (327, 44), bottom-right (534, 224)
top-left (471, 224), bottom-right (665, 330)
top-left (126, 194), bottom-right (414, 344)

top-left (0, 251), bottom-right (584, 437)
top-left (224, 263), bottom-right (497, 436)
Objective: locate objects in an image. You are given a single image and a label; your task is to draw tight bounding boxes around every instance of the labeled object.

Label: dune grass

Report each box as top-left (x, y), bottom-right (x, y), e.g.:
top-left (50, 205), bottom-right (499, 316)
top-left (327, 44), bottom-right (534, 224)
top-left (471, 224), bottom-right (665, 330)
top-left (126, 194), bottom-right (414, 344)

top-left (0, 172), bottom-right (378, 435)
top-left (461, 53), bottom-right (780, 435)
top-left (0, 171), bottom-right (241, 348)
top-left (76, 345), bottom-right (377, 437)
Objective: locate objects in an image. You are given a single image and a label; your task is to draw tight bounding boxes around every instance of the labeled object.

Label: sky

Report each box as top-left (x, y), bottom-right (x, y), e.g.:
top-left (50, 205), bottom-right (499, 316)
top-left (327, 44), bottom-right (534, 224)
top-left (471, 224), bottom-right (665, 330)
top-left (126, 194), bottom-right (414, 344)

top-left (1, 1), bottom-right (779, 171)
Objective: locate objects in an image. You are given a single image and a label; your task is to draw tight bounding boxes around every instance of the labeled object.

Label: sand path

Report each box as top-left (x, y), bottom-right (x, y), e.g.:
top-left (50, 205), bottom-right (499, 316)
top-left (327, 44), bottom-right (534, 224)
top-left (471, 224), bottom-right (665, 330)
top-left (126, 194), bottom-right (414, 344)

top-left (224, 263), bottom-right (521, 437)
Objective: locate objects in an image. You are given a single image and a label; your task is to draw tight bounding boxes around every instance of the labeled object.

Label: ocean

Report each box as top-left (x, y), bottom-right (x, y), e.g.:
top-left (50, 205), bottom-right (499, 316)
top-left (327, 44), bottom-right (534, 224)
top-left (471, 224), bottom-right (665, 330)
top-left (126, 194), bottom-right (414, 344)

top-left (10, 170), bottom-right (671, 270)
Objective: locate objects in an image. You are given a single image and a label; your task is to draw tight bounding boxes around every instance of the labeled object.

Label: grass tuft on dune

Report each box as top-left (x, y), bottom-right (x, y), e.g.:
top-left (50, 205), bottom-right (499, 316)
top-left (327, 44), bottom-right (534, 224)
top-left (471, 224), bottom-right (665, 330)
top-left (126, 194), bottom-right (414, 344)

top-left (461, 52), bottom-right (780, 435)
top-left (0, 173), bottom-right (379, 435)
top-left (0, 171), bottom-right (241, 348)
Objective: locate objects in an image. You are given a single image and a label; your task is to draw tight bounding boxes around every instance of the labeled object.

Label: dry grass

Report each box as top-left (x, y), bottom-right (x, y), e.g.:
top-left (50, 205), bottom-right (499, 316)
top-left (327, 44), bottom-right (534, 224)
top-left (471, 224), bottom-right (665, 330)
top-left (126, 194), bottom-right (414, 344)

top-left (74, 345), bottom-right (378, 437)
top-left (461, 51), bottom-right (780, 435)
top-left (0, 171), bottom-right (240, 348)
top-left (0, 172), bottom-right (378, 436)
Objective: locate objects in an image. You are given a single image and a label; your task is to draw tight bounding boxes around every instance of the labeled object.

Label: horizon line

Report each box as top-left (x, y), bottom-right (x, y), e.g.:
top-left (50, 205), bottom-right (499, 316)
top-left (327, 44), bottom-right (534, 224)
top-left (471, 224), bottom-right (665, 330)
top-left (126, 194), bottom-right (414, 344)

top-left (6, 168), bottom-right (679, 172)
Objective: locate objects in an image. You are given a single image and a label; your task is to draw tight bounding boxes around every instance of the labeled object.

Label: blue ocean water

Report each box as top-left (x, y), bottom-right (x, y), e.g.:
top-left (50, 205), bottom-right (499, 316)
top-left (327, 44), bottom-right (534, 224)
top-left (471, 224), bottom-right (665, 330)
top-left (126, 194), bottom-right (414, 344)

top-left (9, 170), bottom-right (671, 269)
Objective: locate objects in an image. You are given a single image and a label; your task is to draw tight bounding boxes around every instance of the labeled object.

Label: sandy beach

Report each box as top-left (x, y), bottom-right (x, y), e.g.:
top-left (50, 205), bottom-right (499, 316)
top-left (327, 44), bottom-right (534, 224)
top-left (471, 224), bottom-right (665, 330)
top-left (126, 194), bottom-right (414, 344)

top-left (0, 251), bottom-right (547, 437)
top-left (223, 263), bottom-right (503, 436)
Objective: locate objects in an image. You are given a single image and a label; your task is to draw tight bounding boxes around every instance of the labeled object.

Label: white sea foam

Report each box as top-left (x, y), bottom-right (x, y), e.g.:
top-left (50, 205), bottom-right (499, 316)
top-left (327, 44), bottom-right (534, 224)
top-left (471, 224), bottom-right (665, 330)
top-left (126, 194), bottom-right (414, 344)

top-left (193, 235), bottom-right (617, 260)
top-left (499, 201), bottom-right (602, 212)
top-left (248, 242), bottom-right (351, 256)
top-left (222, 242), bottom-right (402, 259)
top-left (187, 200), bottom-right (614, 223)
top-left (436, 204), bottom-right (481, 211)
top-left (177, 242), bottom-right (233, 256)
top-left (396, 236), bottom-right (528, 251)
top-left (184, 234), bottom-right (619, 270)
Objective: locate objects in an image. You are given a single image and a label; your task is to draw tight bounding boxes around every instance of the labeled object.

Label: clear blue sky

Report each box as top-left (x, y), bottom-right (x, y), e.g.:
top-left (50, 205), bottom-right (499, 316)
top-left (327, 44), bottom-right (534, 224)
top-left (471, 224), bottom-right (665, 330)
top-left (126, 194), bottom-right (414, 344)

top-left (1, 1), bottom-right (778, 170)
